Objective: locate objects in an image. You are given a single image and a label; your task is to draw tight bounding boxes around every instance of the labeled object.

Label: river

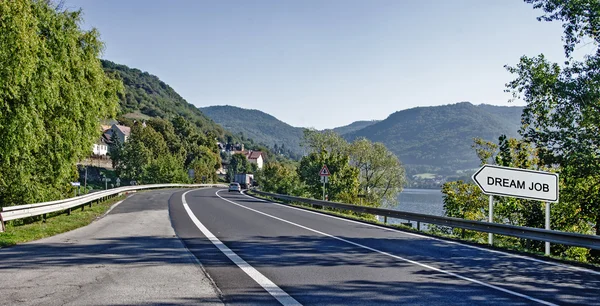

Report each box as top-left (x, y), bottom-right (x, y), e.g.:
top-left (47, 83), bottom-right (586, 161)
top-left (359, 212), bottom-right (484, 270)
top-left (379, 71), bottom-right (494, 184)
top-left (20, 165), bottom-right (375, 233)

top-left (377, 188), bottom-right (444, 229)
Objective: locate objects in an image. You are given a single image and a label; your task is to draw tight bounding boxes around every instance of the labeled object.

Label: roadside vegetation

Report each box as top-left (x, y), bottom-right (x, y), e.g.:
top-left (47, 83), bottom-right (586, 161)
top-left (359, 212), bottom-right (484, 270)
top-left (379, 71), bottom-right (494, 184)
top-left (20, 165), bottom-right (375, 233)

top-left (0, 195), bottom-right (125, 248)
top-left (441, 0), bottom-right (600, 263)
top-left (0, 0), bottom-right (122, 208)
top-left (256, 129), bottom-right (406, 208)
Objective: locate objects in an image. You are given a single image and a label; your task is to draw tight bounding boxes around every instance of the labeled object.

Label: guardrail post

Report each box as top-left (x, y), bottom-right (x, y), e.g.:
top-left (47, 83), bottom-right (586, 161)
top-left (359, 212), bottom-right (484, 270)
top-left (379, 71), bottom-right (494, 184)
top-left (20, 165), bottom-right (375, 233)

top-left (384, 216), bottom-right (387, 224)
top-left (42, 213), bottom-right (46, 223)
top-left (67, 208), bottom-right (71, 216)
top-left (0, 215), bottom-right (5, 233)
top-left (417, 221), bottom-right (421, 231)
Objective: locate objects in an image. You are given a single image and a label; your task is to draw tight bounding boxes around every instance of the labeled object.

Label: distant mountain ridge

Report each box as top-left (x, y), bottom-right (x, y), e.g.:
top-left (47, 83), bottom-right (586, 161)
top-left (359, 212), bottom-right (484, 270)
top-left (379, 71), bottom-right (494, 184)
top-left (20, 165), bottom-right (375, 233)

top-left (200, 102), bottom-right (524, 174)
top-left (344, 102), bottom-right (524, 173)
top-left (331, 120), bottom-right (380, 135)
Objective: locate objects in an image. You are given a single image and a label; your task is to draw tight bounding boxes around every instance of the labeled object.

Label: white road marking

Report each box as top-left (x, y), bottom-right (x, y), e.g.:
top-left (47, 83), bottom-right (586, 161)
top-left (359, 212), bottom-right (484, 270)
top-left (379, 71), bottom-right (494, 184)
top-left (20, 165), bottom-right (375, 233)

top-left (182, 190), bottom-right (301, 306)
top-left (218, 190), bottom-right (557, 306)
top-left (241, 191), bottom-right (600, 276)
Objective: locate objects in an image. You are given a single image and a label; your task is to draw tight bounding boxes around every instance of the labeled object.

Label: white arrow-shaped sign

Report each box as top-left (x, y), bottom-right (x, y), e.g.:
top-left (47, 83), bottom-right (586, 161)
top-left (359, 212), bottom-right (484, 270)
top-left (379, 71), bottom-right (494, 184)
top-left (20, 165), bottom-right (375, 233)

top-left (472, 164), bottom-right (559, 202)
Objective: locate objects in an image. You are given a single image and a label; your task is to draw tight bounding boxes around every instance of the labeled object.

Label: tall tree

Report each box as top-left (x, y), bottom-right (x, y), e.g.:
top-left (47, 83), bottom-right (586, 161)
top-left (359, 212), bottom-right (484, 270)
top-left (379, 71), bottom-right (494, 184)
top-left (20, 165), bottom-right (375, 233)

top-left (0, 0), bottom-right (122, 206)
top-left (507, 0), bottom-right (600, 259)
top-left (302, 129), bottom-right (348, 156)
top-left (297, 150), bottom-right (359, 203)
top-left (228, 153), bottom-right (249, 181)
top-left (348, 138), bottom-right (406, 207)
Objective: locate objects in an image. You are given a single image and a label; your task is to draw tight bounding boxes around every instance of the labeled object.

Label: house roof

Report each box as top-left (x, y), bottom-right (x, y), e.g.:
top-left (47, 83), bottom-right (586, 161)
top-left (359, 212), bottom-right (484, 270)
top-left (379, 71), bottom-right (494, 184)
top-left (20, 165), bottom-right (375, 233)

top-left (101, 125), bottom-right (112, 132)
top-left (102, 132), bottom-right (113, 144)
top-left (247, 151), bottom-right (263, 160)
top-left (113, 124), bottom-right (131, 136)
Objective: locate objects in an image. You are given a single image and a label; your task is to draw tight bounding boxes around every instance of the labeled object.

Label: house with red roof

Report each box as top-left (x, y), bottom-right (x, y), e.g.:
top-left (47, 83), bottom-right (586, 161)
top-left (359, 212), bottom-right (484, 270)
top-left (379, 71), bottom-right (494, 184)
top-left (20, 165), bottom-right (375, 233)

top-left (245, 150), bottom-right (264, 170)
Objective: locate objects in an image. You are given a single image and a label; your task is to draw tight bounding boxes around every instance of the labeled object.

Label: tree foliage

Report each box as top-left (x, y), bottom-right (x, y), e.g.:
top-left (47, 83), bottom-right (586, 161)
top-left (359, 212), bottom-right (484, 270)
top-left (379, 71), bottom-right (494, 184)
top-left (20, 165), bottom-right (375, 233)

top-left (227, 153), bottom-right (250, 182)
top-left (256, 162), bottom-right (303, 196)
top-left (101, 60), bottom-right (227, 138)
top-left (349, 138), bottom-right (406, 207)
top-left (0, 0), bottom-right (122, 206)
top-left (504, 1), bottom-right (600, 259)
top-left (112, 116), bottom-right (221, 184)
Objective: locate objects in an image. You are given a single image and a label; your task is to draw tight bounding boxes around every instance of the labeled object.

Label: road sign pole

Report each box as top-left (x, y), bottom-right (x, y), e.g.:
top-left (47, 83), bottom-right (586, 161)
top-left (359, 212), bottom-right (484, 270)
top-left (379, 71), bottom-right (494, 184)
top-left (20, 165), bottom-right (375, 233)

top-left (488, 195), bottom-right (494, 246)
top-left (545, 202), bottom-right (551, 255)
top-left (323, 181), bottom-right (326, 201)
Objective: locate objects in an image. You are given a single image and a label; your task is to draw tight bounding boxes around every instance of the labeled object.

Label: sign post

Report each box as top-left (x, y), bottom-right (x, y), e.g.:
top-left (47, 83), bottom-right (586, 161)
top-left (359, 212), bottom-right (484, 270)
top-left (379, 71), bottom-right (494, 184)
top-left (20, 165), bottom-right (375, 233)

top-left (488, 195), bottom-right (494, 245)
top-left (545, 202), bottom-right (551, 255)
top-left (102, 177), bottom-right (111, 190)
top-left (319, 165), bottom-right (330, 201)
top-left (71, 182), bottom-right (81, 197)
top-left (472, 164), bottom-right (559, 254)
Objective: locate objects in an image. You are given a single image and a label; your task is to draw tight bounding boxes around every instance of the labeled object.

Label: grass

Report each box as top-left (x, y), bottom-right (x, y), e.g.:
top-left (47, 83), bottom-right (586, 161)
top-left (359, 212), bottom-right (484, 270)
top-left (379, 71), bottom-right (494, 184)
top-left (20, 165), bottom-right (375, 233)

top-left (0, 195), bottom-right (125, 248)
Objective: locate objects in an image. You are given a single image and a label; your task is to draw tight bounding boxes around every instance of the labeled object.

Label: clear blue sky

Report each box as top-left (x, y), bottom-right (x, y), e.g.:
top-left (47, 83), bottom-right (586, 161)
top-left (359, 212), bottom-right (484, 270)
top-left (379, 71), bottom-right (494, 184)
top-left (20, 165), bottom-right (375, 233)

top-left (67, 0), bottom-right (570, 129)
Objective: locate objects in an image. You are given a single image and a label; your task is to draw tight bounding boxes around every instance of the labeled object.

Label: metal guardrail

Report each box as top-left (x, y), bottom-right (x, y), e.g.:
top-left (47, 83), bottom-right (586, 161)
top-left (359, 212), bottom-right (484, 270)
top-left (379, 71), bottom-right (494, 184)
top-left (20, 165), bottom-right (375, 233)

top-left (249, 190), bottom-right (600, 251)
top-left (0, 183), bottom-right (227, 232)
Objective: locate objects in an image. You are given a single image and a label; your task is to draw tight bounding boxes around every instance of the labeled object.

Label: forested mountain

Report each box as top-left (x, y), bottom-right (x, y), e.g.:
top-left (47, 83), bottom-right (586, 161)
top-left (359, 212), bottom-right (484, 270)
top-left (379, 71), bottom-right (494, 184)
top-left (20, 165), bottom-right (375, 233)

top-left (344, 102), bottom-right (524, 174)
top-left (101, 60), bottom-right (226, 139)
top-left (331, 120), bottom-right (380, 135)
top-left (200, 105), bottom-right (305, 159)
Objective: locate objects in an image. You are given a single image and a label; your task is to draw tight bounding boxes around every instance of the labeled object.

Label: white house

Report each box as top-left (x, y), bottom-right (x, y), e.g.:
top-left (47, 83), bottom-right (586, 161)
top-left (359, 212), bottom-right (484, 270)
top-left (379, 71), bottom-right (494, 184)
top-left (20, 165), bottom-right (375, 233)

top-left (246, 151), bottom-right (264, 169)
top-left (92, 138), bottom-right (109, 156)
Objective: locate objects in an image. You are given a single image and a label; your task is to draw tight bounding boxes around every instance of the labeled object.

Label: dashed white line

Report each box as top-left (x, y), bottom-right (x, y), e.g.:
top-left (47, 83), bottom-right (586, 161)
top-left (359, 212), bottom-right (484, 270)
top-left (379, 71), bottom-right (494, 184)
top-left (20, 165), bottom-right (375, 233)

top-left (182, 190), bottom-right (301, 306)
top-left (217, 190), bottom-right (557, 306)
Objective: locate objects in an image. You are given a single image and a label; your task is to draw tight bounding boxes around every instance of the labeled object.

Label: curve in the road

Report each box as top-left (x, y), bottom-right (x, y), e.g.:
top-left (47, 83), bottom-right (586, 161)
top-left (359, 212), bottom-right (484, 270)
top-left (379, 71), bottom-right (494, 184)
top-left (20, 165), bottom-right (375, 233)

top-left (173, 188), bottom-right (600, 306)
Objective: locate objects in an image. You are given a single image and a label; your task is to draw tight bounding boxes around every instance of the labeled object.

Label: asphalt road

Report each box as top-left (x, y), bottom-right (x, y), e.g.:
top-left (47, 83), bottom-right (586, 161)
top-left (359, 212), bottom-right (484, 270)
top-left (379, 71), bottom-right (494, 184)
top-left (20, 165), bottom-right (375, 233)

top-left (0, 189), bottom-right (223, 306)
top-left (171, 188), bottom-right (600, 306)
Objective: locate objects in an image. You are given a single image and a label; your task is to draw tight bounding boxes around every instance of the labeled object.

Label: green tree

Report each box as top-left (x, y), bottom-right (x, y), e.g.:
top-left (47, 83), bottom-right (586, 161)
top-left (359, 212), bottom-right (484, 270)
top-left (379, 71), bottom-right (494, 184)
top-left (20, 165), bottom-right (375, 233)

top-left (297, 150), bottom-right (359, 202)
top-left (349, 138), bottom-right (406, 207)
top-left (0, 0), bottom-right (122, 206)
top-left (302, 129), bottom-right (348, 156)
top-left (190, 146), bottom-right (220, 183)
top-left (228, 153), bottom-right (249, 181)
top-left (257, 162), bottom-right (302, 195)
top-left (143, 154), bottom-right (189, 184)
top-left (507, 0), bottom-right (600, 259)
top-left (108, 132), bottom-right (123, 169)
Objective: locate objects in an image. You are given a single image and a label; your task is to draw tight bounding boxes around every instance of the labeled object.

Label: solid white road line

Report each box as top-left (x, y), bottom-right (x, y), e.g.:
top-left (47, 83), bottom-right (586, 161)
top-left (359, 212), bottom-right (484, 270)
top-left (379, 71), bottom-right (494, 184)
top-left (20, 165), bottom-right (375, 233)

top-left (182, 190), bottom-right (301, 306)
top-left (218, 190), bottom-right (557, 306)
top-left (241, 191), bottom-right (600, 277)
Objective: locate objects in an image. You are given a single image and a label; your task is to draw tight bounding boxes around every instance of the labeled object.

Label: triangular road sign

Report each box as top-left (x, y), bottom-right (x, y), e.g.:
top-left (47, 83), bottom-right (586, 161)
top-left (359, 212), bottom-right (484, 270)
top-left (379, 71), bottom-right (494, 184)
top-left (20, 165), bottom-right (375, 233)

top-left (319, 165), bottom-right (330, 176)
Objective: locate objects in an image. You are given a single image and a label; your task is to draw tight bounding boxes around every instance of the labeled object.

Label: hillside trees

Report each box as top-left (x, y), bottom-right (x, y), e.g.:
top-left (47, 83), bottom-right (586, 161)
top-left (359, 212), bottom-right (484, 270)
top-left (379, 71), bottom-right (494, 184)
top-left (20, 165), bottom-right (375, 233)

top-left (111, 116), bottom-right (221, 184)
top-left (0, 0), bottom-right (122, 207)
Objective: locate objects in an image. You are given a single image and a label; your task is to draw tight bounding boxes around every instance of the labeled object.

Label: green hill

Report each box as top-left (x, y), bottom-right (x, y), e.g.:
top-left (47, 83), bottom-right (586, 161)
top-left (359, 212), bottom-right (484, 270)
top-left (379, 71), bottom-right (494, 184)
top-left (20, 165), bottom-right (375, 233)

top-left (101, 60), bottom-right (226, 138)
top-left (331, 120), bottom-right (380, 135)
top-left (344, 102), bottom-right (524, 174)
top-left (200, 105), bottom-right (305, 159)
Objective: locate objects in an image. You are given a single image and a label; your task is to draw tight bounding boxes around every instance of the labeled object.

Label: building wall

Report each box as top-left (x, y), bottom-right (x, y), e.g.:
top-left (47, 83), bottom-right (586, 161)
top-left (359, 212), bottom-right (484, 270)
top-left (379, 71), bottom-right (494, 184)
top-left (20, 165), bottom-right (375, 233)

top-left (248, 155), bottom-right (264, 169)
top-left (93, 143), bottom-right (108, 156)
